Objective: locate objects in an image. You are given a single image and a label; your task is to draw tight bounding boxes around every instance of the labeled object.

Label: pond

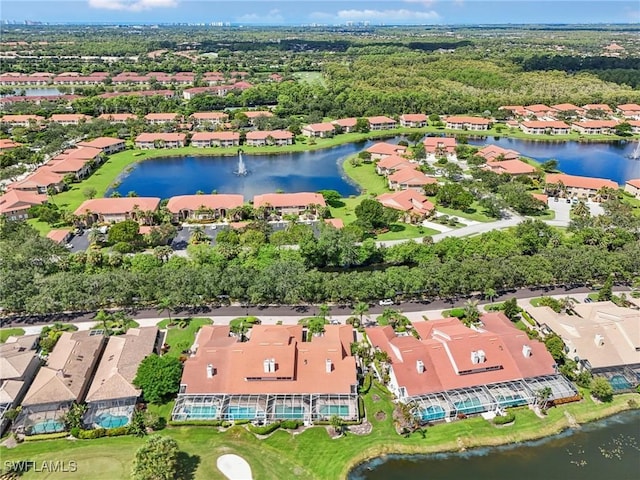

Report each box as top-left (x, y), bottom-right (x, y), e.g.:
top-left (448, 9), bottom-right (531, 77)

top-left (10, 88), bottom-right (63, 96)
top-left (350, 410), bottom-right (640, 480)
top-left (467, 137), bottom-right (640, 185)
top-left (108, 142), bottom-right (370, 199)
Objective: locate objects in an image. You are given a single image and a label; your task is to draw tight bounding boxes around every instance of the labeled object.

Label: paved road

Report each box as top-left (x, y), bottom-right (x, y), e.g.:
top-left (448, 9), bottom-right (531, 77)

top-left (3, 284), bottom-right (629, 328)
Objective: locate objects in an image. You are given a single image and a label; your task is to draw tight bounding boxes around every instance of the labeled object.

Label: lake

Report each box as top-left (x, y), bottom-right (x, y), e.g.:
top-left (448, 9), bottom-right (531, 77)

top-left (468, 137), bottom-right (640, 185)
top-left (350, 410), bottom-right (640, 480)
top-left (108, 142), bottom-right (368, 200)
top-left (12, 88), bottom-right (63, 96)
top-left (109, 136), bottom-right (639, 199)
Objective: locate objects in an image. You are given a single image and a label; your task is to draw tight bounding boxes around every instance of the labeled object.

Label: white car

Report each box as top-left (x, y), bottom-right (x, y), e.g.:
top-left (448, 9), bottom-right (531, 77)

top-left (379, 299), bottom-right (394, 306)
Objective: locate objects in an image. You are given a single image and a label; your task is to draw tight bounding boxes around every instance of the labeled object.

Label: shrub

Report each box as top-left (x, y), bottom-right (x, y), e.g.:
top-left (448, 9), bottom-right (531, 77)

top-left (234, 419), bottom-right (251, 425)
top-left (359, 373), bottom-right (373, 394)
top-left (106, 426), bottom-right (130, 437)
top-left (24, 432), bottom-right (68, 442)
top-left (627, 399), bottom-right (638, 408)
top-left (576, 370), bottom-right (593, 388)
top-left (112, 241), bottom-right (134, 254)
top-left (248, 422), bottom-right (281, 435)
top-left (493, 412), bottom-right (516, 425)
top-left (281, 420), bottom-right (302, 430)
top-left (70, 427), bottom-right (81, 438)
top-left (221, 421), bottom-right (232, 428)
top-left (446, 308), bottom-right (465, 318)
top-left (358, 397), bottom-right (365, 419)
top-left (78, 428), bottom-right (106, 439)
top-left (591, 377), bottom-right (614, 402)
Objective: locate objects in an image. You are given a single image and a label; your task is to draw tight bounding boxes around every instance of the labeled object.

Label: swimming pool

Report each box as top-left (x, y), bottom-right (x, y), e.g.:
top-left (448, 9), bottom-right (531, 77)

top-left (274, 405), bottom-right (305, 420)
top-left (95, 413), bottom-right (129, 429)
top-left (495, 394), bottom-right (527, 408)
top-left (420, 405), bottom-right (446, 422)
top-left (609, 375), bottom-right (632, 391)
top-left (227, 406), bottom-right (256, 420)
top-left (454, 398), bottom-right (485, 415)
top-left (185, 405), bottom-right (218, 420)
top-left (30, 419), bottom-right (65, 434)
top-left (319, 405), bottom-right (350, 416)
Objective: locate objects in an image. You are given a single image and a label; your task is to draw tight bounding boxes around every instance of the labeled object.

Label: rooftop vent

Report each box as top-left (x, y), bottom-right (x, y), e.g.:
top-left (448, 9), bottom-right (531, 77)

top-left (471, 350), bottom-right (486, 364)
top-left (206, 364), bottom-right (214, 378)
top-left (416, 360), bottom-right (425, 373)
top-left (594, 334), bottom-right (605, 347)
top-left (522, 345), bottom-right (532, 358)
top-left (325, 359), bottom-right (333, 373)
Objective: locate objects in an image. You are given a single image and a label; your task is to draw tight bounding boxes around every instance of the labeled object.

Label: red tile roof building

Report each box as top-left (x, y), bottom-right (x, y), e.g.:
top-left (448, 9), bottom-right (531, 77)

top-left (245, 130), bottom-right (293, 146)
top-left (368, 116), bottom-right (397, 130)
top-left (191, 131), bottom-right (240, 148)
top-left (49, 114), bottom-right (91, 125)
top-left (135, 133), bottom-right (186, 149)
top-left (399, 114), bottom-right (428, 128)
top-left (331, 118), bottom-right (358, 133)
top-left (172, 325), bottom-right (358, 423)
top-left (97, 113), bottom-right (138, 124)
top-left (46, 229), bottom-right (72, 244)
top-left (582, 104), bottom-right (613, 113)
top-left (366, 142), bottom-right (407, 161)
top-left (366, 313), bottom-right (577, 420)
top-left (388, 167), bottom-right (437, 191)
top-left (74, 197), bottom-right (161, 225)
top-left (0, 115), bottom-right (44, 127)
top-left (485, 159), bottom-right (537, 176)
top-left (375, 155), bottom-right (415, 176)
top-left (166, 194), bottom-right (244, 222)
top-left (445, 116), bottom-right (491, 131)
top-left (7, 168), bottom-right (65, 194)
top-left (0, 139), bottom-right (22, 151)
top-left (520, 121), bottom-right (570, 135)
top-left (523, 104), bottom-right (554, 118)
top-left (0, 189), bottom-right (47, 221)
top-left (545, 173), bottom-right (618, 199)
top-left (190, 112), bottom-right (229, 124)
top-left (423, 137), bottom-right (457, 160)
top-left (476, 145), bottom-right (520, 162)
top-left (623, 179), bottom-right (640, 199)
top-left (144, 113), bottom-right (181, 124)
top-left (377, 190), bottom-right (435, 221)
top-left (616, 103), bottom-right (640, 120)
top-left (571, 120), bottom-right (619, 135)
top-left (253, 192), bottom-right (326, 216)
top-left (301, 122), bottom-right (336, 138)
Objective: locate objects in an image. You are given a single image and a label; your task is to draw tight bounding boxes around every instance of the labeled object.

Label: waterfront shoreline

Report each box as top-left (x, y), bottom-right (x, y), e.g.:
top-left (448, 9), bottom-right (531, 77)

top-left (343, 394), bottom-right (639, 479)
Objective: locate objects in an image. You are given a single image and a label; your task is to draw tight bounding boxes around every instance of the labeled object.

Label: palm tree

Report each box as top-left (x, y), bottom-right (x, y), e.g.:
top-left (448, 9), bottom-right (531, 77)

top-left (535, 387), bottom-right (553, 410)
top-left (153, 245), bottom-right (173, 263)
top-left (463, 299), bottom-right (480, 326)
top-left (318, 304), bottom-right (330, 321)
top-left (352, 302), bottom-right (369, 326)
top-left (571, 200), bottom-right (590, 219)
top-left (330, 415), bottom-right (345, 436)
top-left (189, 226), bottom-right (208, 244)
top-left (484, 287), bottom-right (497, 303)
top-left (158, 297), bottom-right (175, 324)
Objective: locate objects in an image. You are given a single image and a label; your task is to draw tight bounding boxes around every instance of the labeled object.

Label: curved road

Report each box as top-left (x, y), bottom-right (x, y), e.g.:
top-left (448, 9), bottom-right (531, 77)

top-left (2, 284), bottom-right (628, 328)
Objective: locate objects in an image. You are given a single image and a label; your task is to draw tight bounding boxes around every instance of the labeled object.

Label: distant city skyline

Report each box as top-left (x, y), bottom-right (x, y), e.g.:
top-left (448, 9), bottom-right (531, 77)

top-left (1, 1), bottom-right (639, 26)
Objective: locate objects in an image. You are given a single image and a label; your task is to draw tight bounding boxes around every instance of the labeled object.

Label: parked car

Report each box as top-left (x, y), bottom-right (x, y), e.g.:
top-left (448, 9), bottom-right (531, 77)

top-left (584, 297), bottom-right (593, 303)
top-left (379, 299), bottom-right (394, 306)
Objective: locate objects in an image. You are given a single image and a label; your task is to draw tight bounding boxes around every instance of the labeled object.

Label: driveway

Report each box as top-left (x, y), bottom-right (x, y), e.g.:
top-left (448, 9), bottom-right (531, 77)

top-left (67, 231), bottom-right (90, 253)
top-left (546, 198), bottom-right (605, 227)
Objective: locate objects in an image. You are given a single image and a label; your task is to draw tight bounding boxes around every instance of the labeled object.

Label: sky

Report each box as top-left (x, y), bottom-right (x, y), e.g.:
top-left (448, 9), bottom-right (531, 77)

top-left (1, 0), bottom-right (639, 25)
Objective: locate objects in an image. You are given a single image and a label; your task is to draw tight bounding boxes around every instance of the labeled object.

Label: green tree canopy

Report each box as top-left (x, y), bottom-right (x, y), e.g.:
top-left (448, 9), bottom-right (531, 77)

top-left (131, 435), bottom-right (179, 480)
top-left (133, 354), bottom-right (183, 404)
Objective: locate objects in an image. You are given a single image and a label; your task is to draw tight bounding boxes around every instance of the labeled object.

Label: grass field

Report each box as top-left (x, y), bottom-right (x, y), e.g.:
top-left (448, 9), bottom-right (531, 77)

top-left (157, 318), bottom-right (212, 358)
top-left (293, 71), bottom-right (326, 86)
top-left (0, 327), bottom-right (26, 343)
top-left (1, 382), bottom-right (637, 480)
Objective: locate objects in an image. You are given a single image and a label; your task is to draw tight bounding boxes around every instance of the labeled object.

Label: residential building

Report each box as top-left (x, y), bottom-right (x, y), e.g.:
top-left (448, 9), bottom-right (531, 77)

top-left (526, 302), bottom-right (640, 392)
top-left (445, 116), bottom-right (491, 131)
top-left (629, 121), bottom-right (640, 134)
top-left (166, 194), bottom-right (244, 222)
top-left (545, 173), bottom-right (618, 199)
top-left (0, 139), bottom-right (22, 151)
top-left (15, 331), bottom-right (107, 435)
top-left (190, 112), bottom-right (229, 125)
top-left (301, 122), bottom-right (336, 138)
top-left (97, 113), bottom-right (138, 124)
top-left (78, 137), bottom-right (126, 155)
top-left (0, 114), bottom-right (44, 127)
top-left (0, 190), bottom-right (47, 220)
top-left (520, 121), bottom-right (570, 135)
top-left (551, 103), bottom-right (585, 118)
top-left (0, 334), bottom-right (41, 434)
top-left (331, 118), bottom-right (358, 133)
top-left (366, 313), bottom-right (578, 422)
top-left (571, 120), bottom-right (619, 135)
top-left (366, 142), bottom-right (407, 161)
top-left (377, 190), bottom-right (435, 222)
top-left (485, 159), bottom-right (537, 176)
top-left (583, 104), bottom-right (613, 115)
top-left (46, 229), bottom-right (72, 245)
top-left (245, 130), bottom-right (293, 147)
top-left (476, 145), bottom-right (520, 162)
top-left (624, 179), bottom-right (640, 198)
top-left (399, 114), bottom-right (428, 128)
top-left (498, 106), bottom-right (526, 118)
top-left (49, 114), bottom-right (91, 126)
top-left (388, 167), bottom-right (437, 191)
top-left (172, 325), bottom-right (358, 423)
top-left (616, 103), bottom-right (640, 120)
top-left (74, 197), bottom-right (161, 225)
top-left (368, 116), bottom-right (397, 130)
top-left (144, 113), bottom-right (181, 125)
top-left (83, 327), bottom-right (159, 429)
top-left (8, 168), bottom-right (65, 194)
top-left (135, 133), bottom-right (186, 149)
top-left (423, 137), bottom-right (457, 161)
top-left (253, 192), bottom-right (326, 217)
top-left (523, 104), bottom-right (554, 118)
top-left (243, 111), bottom-right (274, 126)
top-left (375, 155), bottom-right (415, 176)
top-left (191, 132), bottom-right (240, 148)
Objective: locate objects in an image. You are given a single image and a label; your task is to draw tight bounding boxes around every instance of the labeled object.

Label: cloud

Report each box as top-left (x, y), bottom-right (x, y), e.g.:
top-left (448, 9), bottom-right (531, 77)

top-left (336, 9), bottom-right (440, 22)
top-left (88, 0), bottom-right (178, 12)
top-left (403, 0), bottom-right (436, 6)
top-left (236, 9), bottom-right (284, 24)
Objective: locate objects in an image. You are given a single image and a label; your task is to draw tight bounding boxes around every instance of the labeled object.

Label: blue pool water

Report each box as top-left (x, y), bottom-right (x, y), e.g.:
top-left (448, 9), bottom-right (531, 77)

top-left (96, 413), bottom-right (129, 429)
top-left (227, 406), bottom-right (256, 420)
top-left (30, 419), bottom-right (65, 434)
top-left (274, 405), bottom-right (305, 420)
top-left (185, 405), bottom-right (218, 419)
top-left (495, 395), bottom-right (527, 407)
top-left (608, 375), bottom-right (632, 391)
top-left (319, 405), bottom-right (350, 416)
top-left (420, 405), bottom-right (446, 422)
top-left (453, 398), bottom-right (484, 415)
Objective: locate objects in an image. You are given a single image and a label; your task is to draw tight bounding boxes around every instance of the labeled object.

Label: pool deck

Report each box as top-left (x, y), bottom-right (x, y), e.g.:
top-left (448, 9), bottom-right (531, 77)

top-left (217, 454), bottom-right (253, 480)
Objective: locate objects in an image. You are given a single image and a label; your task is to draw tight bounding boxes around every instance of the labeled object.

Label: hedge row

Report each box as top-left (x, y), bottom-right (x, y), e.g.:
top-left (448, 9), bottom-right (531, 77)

top-left (493, 412), bottom-right (516, 425)
top-left (23, 432), bottom-right (68, 442)
top-left (70, 426), bottom-right (130, 439)
top-left (247, 422), bottom-right (281, 435)
top-left (358, 374), bottom-right (373, 395)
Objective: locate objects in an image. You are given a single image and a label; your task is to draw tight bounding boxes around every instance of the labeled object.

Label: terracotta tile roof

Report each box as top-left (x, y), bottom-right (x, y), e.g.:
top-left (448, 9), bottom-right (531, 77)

top-left (368, 313), bottom-right (556, 397)
top-left (545, 173), bottom-right (618, 190)
top-left (98, 113), bottom-right (138, 122)
top-left (191, 131), bottom-right (240, 141)
top-left (324, 218), bottom-right (344, 229)
top-left (573, 120), bottom-right (619, 129)
top-left (245, 130), bottom-right (293, 140)
top-left (48, 157), bottom-right (89, 174)
top-left (476, 145), bottom-right (519, 161)
top-left (144, 113), bottom-right (180, 121)
top-left (332, 118), bottom-right (358, 128)
top-left (376, 155), bottom-right (414, 171)
top-left (583, 104), bottom-right (613, 112)
top-left (626, 179), bottom-right (640, 189)
top-left (61, 147), bottom-right (103, 159)
top-left (445, 116), bottom-right (491, 125)
top-left (46, 229), bottom-right (71, 244)
top-left (0, 139), bottom-right (22, 150)
top-left (77, 137), bottom-right (125, 149)
top-left (366, 142), bottom-right (407, 156)
top-left (423, 137), bottom-right (457, 153)
top-left (388, 167), bottom-right (436, 185)
top-left (531, 193), bottom-right (548, 203)
top-left (617, 103), bottom-right (640, 112)
top-left (1, 114), bottom-right (44, 123)
top-left (135, 132), bottom-right (186, 143)
top-left (524, 104), bottom-right (552, 113)
top-left (74, 197), bottom-right (161, 216)
top-left (190, 112), bottom-right (228, 121)
top-left (521, 120), bottom-right (570, 129)
top-left (9, 168), bottom-right (64, 189)
top-left (486, 159), bottom-right (536, 175)
top-left (0, 189), bottom-right (47, 214)
top-left (551, 103), bottom-right (583, 112)
top-left (499, 106), bottom-right (526, 116)
top-left (49, 114), bottom-right (91, 122)
top-left (166, 194), bottom-right (244, 213)
top-left (368, 115), bottom-right (396, 124)
top-left (243, 111), bottom-right (273, 119)
top-left (253, 192), bottom-right (326, 208)
top-left (303, 122), bottom-right (336, 132)
top-left (377, 190), bottom-right (435, 214)
top-left (85, 327), bottom-right (158, 403)
top-left (400, 114), bottom-right (428, 122)
top-left (181, 325), bottom-right (356, 395)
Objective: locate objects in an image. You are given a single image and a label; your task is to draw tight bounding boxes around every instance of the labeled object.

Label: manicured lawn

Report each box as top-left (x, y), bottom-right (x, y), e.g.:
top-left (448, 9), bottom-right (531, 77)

top-left (157, 318), bottom-right (212, 358)
top-left (376, 223), bottom-right (438, 241)
top-left (293, 71), bottom-right (326, 86)
top-left (342, 158), bottom-right (389, 196)
top-left (435, 201), bottom-right (494, 223)
top-left (2, 382), bottom-right (637, 480)
top-left (0, 327), bottom-right (25, 343)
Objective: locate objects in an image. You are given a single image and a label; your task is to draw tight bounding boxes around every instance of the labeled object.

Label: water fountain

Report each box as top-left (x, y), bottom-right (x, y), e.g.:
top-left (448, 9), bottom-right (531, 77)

top-left (234, 150), bottom-right (248, 176)
top-left (630, 141), bottom-right (640, 160)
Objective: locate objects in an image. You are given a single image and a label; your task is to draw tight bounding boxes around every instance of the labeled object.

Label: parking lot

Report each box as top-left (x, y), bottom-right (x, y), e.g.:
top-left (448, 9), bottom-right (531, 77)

top-left (547, 197), bottom-right (604, 225)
